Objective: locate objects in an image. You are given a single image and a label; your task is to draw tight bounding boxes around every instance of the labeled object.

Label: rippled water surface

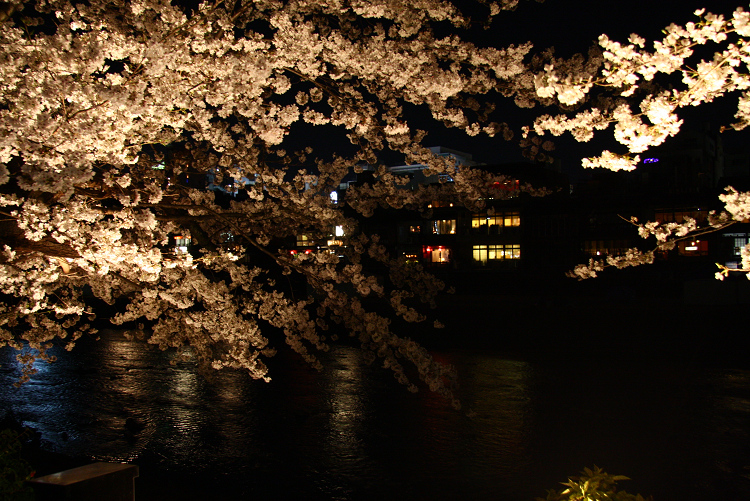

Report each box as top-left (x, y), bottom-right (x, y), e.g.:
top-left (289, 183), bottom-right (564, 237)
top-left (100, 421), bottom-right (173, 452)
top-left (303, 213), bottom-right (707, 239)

top-left (2, 330), bottom-right (750, 500)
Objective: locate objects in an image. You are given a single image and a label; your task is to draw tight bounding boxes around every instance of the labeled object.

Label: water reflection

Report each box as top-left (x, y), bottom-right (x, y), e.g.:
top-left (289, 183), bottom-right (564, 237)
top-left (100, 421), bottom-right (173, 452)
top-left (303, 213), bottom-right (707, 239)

top-left (391, 353), bottom-right (535, 499)
top-left (323, 348), bottom-right (367, 460)
top-left (456, 356), bottom-right (533, 495)
top-left (702, 368), bottom-right (750, 498)
top-left (1, 332), bottom-right (750, 500)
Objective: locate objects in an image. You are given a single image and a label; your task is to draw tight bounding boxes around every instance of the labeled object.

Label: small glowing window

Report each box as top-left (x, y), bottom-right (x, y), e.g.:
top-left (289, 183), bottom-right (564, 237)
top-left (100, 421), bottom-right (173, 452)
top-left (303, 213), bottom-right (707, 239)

top-left (297, 235), bottom-right (314, 247)
top-left (423, 246), bottom-right (450, 263)
top-left (432, 220), bottom-right (456, 235)
top-left (173, 235), bottom-right (191, 254)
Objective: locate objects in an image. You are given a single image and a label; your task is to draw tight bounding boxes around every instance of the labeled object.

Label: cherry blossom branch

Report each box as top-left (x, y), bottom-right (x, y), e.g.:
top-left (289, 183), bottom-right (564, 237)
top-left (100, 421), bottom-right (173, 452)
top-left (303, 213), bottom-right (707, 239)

top-left (531, 7), bottom-right (750, 171)
top-left (570, 189), bottom-right (745, 280)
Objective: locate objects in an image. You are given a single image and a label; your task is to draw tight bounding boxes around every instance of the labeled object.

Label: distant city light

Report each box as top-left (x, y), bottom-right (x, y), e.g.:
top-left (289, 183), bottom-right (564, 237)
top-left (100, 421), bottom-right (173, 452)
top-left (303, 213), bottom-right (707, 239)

top-left (643, 158), bottom-right (659, 164)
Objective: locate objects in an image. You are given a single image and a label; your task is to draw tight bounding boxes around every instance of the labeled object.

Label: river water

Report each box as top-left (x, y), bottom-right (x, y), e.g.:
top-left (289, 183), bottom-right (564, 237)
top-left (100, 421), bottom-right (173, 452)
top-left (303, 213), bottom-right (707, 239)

top-left (2, 328), bottom-right (750, 500)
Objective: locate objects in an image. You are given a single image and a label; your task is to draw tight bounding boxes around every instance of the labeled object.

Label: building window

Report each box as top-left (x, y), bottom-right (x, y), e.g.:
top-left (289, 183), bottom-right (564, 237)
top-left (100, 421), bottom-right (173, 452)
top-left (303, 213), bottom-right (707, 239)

top-left (487, 179), bottom-right (520, 198)
top-left (678, 239), bottom-right (708, 256)
top-left (324, 226), bottom-right (345, 247)
top-left (504, 212), bottom-right (521, 227)
top-left (297, 234), bottom-right (314, 247)
top-left (423, 245), bottom-right (451, 264)
top-left (473, 245), bottom-right (488, 264)
top-left (173, 235), bottom-right (191, 254)
top-left (735, 237), bottom-right (747, 256)
top-left (472, 244), bottom-right (520, 264)
top-left (722, 233), bottom-right (748, 268)
top-left (409, 225), bottom-right (421, 234)
top-left (504, 244), bottom-right (521, 259)
top-left (471, 211), bottom-right (520, 232)
top-left (725, 233), bottom-right (749, 256)
top-left (432, 219), bottom-right (456, 235)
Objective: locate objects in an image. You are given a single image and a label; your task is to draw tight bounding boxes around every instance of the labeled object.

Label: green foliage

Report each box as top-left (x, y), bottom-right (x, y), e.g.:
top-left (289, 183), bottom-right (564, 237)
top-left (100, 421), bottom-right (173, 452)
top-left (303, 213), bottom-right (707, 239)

top-left (0, 429), bottom-right (35, 501)
top-left (538, 466), bottom-right (653, 501)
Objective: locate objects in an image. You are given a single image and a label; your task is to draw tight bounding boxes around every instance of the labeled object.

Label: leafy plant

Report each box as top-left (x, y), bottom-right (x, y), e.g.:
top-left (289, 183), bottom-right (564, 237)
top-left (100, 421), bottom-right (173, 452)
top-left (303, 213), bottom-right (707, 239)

top-left (0, 428), bottom-right (35, 501)
top-left (538, 466), bottom-right (653, 501)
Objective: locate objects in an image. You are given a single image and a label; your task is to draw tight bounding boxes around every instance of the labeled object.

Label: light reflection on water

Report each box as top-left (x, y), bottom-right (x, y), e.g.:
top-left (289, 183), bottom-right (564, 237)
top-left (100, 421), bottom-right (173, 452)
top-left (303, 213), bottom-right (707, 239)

top-left (1, 331), bottom-right (750, 500)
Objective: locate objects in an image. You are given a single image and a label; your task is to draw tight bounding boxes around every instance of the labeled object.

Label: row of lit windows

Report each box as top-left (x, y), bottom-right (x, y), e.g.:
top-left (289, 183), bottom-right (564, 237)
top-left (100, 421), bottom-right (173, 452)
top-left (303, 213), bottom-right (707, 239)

top-left (471, 212), bottom-right (520, 228)
top-left (418, 244), bottom-right (522, 264)
top-left (472, 244), bottom-right (521, 263)
top-left (409, 214), bottom-right (520, 236)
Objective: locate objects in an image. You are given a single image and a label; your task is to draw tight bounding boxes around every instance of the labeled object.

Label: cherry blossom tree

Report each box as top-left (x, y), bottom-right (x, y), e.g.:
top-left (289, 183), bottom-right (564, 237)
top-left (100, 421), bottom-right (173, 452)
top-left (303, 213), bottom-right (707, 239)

top-left (0, 0), bottom-right (542, 405)
top-left (1, 0), bottom-right (749, 403)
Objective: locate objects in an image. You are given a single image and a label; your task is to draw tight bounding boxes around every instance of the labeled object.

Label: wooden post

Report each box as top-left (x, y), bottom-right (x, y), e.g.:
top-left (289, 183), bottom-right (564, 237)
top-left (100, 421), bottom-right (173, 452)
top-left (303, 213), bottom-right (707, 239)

top-left (28, 462), bottom-right (139, 501)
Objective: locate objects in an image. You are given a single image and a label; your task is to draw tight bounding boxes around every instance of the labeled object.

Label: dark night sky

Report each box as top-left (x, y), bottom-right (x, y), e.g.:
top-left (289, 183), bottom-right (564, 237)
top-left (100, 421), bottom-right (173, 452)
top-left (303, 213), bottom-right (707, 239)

top-left (489, 0), bottom-right (744, 51)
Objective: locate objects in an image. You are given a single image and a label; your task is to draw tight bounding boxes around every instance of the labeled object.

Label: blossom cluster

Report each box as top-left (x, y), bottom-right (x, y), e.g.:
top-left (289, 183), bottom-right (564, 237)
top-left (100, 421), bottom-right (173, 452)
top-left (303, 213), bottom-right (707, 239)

top-left (531, 7), bottom-right (750, 171)
top-left (567, 249), bottom-right (655, 280)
